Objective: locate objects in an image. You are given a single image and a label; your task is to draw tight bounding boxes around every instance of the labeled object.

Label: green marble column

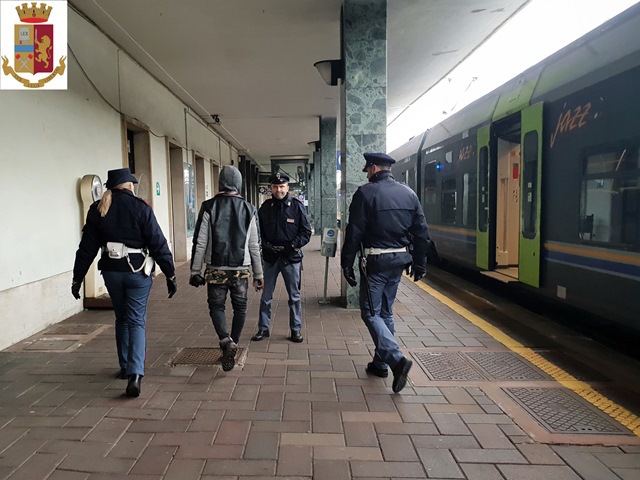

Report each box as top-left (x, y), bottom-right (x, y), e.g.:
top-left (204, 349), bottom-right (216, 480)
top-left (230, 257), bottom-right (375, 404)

top-left (340, 0), bottom-right (387, 308)
top-left (320, 117), bottom-right (337, 231)
top-left (312, 150), bottom-right (322, 234)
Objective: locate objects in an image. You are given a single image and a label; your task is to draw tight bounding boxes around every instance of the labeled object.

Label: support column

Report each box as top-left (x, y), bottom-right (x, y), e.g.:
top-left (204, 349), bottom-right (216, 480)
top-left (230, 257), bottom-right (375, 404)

top-left (312, 150), bottom-right (322, 234)
top-left (320, 117), bottom-right (337, 231)
top-left (340, 0), bottom-right (387, 308)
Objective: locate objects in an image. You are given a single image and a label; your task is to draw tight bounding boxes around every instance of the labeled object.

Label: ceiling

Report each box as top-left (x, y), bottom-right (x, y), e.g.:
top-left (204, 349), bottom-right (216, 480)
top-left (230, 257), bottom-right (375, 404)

top-left (68, 0), bottom-right (529, 169)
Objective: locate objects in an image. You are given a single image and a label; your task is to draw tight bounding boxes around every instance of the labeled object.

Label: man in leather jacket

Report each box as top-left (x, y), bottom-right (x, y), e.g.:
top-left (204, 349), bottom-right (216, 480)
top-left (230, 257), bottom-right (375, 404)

top-left (190, 166), bottom-right (264, 371)
top-left (341, 153), bottom-right (431, 393)
top-left (251, 172), bottom-right (312, 343)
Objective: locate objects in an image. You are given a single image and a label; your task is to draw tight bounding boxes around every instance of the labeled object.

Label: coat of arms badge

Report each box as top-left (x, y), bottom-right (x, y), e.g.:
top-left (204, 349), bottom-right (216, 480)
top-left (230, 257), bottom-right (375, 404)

top-left (1, 2), bottom-right (67, 89)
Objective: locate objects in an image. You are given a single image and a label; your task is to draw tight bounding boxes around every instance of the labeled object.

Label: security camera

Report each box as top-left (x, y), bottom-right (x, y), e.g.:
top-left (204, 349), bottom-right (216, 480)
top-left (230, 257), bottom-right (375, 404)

top-left (211, 115), bottom-right (220, 124)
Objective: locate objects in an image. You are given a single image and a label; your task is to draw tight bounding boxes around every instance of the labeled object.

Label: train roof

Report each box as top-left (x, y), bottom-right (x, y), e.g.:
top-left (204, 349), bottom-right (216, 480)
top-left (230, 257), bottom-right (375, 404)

top-left (390, 2), bottom-right (640, 160)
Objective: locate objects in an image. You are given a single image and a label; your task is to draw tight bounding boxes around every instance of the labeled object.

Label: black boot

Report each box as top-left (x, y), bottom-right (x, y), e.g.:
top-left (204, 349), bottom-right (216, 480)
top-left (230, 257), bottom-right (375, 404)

top-left (289, 330), bottom-right (303, 343)
top-left (251, 329), bottom-right (270, 341)
top-left (126, 374), bottom-right (142, 397)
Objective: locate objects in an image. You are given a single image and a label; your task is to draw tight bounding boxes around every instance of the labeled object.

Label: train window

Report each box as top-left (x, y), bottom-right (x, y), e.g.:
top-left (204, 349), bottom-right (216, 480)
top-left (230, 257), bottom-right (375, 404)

top-left (442, 179), bottom-right (457, 225)
top-left (423, 162), bottom-right (437, 206)
top-left (522, 132), bottom-right (538, 239)
top-left (478, 146), bottom-right (489, 232)
top-left (580, 146), bottom-right (640, 250)
top-left (463, 173), bottom-right (477, 227)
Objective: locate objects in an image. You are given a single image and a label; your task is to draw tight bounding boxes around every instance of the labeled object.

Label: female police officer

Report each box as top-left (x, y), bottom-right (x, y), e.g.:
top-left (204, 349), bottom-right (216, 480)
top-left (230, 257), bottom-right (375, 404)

top-left (72, 168), bottom-right (176, 398)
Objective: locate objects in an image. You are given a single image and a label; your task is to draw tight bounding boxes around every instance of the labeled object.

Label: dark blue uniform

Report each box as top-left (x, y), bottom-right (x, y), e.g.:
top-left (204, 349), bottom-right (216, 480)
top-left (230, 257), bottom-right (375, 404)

top-left (341, 168), bottom-right (430, 392)
top-left (256, 192), bottom-right (312, 339)
top-left (258, 194), bottom-right (311, 264)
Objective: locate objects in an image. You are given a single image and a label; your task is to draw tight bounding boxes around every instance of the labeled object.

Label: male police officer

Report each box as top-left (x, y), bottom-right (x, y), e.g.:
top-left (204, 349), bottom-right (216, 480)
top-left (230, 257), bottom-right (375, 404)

top-left (252, 172), bottom-right (312, 343)
top-left (341, 153), bottom-right (431, 393)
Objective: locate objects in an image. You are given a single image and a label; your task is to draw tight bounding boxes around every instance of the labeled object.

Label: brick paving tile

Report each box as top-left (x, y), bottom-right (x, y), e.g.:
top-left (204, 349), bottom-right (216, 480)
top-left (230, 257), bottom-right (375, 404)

top-left (150, 431), bottom-right (215, 446)
top-left (0, 437), bottom-right (47, 467)
top-left (431, 413), bottom-right (471, 435)
top-left (163, 458), bottom-right (205, 480)
top-left (350, 460), bottom-right (425, 478)
top-left (106, 407), bottom-right (167, 421)
top-left (452, 448), bottom-right (527, 464)
top-left (498, 464), bottom-right (582, 480)
top-left (379, 434), bottom-right (419, 461)
top-left (0, 427), bottom-right (33, 449)
top-left (58, 454), bottom-right (135, 474)
top-left (214, 420), bottom-right (251, 445)
top-left (459, 413), bottom-right (512, 424)
top-left (130, 445), bottom-right (177, 475)
top-left (467, 424), bottom-right (513, 449)
top-left (312, 411), bottom-right (343, 433)
top-left (417, 448), bottom-right (465, 479)
top-left (314, 446), bottom-right (383, 461)
top-left (39, 439), bottom-right (111, 457)
top-left (47, 470), bottom-right (90, 480)
top-left (516, 443), bottom-right (564, 465)
top-left (554, 449), bottom-right (623, 480)
top-left (86, 475), bottom-right (162, 480)
top-left (107, 432), bottom-right (152, 459)
top-left (276, 445), bottom-right (313, 476)
top-left (251, 420), bottom-right (310, 433)
top-left (8, 416), bottom-right (70, 428)
top-left (281, 433), bottom-right (344, 446)
top-left (615, 468), bottom-right (640, 480)
top-left (313, 458), bottom-right (351, 480)
top-left (363, 393), bottom-right (397, 413)
top-left (344, 422), bottom-right (379, 447)
top-left (175, 444), bottom-right (243, 460)
top-left (143, 391), bottom-right (179, 410)
top-left (6, 452), bottom-right (65, 480)
top-left (127, 419), bottom-right (190, 433)
top-left (203, 459), bottom-right (275, 476)
top-left (83, 417), bottom-right (131, 443)
top-left (460, 463), bottom-right (504, 480)
top-left (426, 404), bottom-right (484, 414)
top-left (595, 453), bottom-right (640, 469)
top-left (165, 399), bottom-right (200, 420)
top-left (375, 422), bottom-right (438, 435)
top-left (24, 427), bottom-right (90, 441)
top-left (342, 412), bottom-right (402, 423)
top-left (440, 388), bottom-right (477, 405)
top-left (395, 403), bottom-right (432, 423)
top-left (244, 431), bottom-right (280, 459)
top-left (312, 401), bottom-right (369, 412)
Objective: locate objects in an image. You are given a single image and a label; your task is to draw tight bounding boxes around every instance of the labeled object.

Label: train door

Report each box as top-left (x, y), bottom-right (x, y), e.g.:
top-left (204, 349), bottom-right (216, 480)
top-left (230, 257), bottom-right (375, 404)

top-left (519, 102), bottom-right (543, 287)
top-left (476, 125), bottom-right (494, 269)
top-left (495, 139), bottom-right (521, 278)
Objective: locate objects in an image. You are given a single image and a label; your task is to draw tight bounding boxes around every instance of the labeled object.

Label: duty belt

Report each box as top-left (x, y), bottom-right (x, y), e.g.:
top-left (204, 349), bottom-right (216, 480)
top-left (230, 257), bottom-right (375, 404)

top-left (364, 247), bottom-right (408, 256)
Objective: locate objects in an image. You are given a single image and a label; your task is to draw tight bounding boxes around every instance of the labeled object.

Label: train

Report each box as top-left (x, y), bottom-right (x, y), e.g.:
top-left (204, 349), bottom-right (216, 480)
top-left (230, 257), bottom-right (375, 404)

top-left (390, 4), bottom-right (640, 336)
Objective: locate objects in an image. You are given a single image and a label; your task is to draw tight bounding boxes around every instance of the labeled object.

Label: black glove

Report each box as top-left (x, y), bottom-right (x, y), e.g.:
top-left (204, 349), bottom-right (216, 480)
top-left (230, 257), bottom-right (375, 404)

top-left (71, 280), bottom-right (82, 300)
top-left (166, 276), bottom-right (177, 298)
top-left (189, 274), bottom-right (205, 287)
top-left (410, 265), bottom-right (426, 282)
top-left (343, 267), bottom-right (357, 287)
top-left (282, 244), bottom-right (296, 257)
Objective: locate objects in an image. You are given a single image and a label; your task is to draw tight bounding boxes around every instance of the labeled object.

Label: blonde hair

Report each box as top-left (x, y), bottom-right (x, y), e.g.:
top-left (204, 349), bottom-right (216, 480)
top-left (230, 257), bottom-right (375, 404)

top-left (97, 182), bottom-right (135, 217)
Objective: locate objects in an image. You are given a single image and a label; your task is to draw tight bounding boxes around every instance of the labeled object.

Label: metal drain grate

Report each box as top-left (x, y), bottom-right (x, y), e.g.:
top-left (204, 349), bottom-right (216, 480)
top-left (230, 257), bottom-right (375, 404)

top-left (45, 324), bottom-right (103, 335)
top-left (467, 352), bottom-right (550, 381)
top-left (412, 352), bottom-right (485, 381)
top-left (170, 347), bottom-right (244, 366)
top-left (504, 387), bottom-right (630, 434)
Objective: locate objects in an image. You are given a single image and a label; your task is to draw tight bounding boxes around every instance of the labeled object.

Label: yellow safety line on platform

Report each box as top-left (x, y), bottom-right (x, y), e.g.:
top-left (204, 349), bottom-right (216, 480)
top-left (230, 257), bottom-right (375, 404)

top-left (409, 276), bottom-right (640, 437)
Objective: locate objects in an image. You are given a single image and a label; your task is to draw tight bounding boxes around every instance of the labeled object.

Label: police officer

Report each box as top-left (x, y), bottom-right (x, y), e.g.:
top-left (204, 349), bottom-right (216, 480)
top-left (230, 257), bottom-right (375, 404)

top-left (341, 153), bottom-right (431, 393)
top-left (252, 172), bottom-right (312, 343)
top-left (72, 168), bottom-right (176, 398)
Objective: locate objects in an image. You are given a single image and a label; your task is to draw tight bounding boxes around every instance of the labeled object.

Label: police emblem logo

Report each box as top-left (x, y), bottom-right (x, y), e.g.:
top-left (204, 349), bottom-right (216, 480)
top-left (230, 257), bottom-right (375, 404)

top-left (276, 173), bottom-right (281, 180)
top-left (1, 1), bottom-right (67, 90)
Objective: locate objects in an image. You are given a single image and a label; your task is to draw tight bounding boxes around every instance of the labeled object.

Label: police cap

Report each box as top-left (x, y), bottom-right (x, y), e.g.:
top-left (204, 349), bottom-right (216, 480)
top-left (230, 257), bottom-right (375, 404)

top-left (105, 167), bottom-right (138, 189)
top-left (362, 153), bottom-right (396, 172)
top-left (269, 172), bottom-right (290, 184)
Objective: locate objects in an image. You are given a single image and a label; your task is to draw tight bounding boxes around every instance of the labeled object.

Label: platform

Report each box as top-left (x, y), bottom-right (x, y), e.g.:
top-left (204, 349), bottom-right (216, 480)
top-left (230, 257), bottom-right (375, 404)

top-left (1, 236), bottom-right (639, 479)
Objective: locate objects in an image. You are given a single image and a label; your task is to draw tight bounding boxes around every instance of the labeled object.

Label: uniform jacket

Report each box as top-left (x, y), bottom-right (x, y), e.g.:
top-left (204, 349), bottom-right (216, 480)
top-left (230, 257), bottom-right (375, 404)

top-left (341, 170), bottom-right (431, 273)
top-left (190, 192), bottom-right (263, 279)
top-left (258, 193), bottom-right (312, 264)
top-left (73, 189), bottom-right (175, 281)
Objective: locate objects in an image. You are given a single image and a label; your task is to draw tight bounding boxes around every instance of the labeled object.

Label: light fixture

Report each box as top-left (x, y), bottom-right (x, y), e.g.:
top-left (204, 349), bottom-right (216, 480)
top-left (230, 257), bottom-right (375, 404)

top-left (314, 59), bottom-right (343, 86)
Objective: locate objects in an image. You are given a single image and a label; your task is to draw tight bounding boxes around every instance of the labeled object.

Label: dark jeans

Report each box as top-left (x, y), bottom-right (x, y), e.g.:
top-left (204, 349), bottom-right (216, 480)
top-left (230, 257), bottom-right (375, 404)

top-left (207, 278), bottom-right (248, 345)
top-left (360, 265), bottom-right (405, 371)
top-left (102, 270), bottom-right (153, 376)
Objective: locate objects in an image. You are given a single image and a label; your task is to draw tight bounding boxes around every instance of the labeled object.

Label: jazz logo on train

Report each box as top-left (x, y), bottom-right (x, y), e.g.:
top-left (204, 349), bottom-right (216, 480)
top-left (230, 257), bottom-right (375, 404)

top-left (1, 1), bottom-right (67, 90)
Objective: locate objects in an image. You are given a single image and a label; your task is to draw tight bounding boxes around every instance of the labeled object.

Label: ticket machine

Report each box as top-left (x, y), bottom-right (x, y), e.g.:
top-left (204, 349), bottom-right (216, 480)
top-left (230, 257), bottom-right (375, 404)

top-left (79, 174), bottom-right (111, 308)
